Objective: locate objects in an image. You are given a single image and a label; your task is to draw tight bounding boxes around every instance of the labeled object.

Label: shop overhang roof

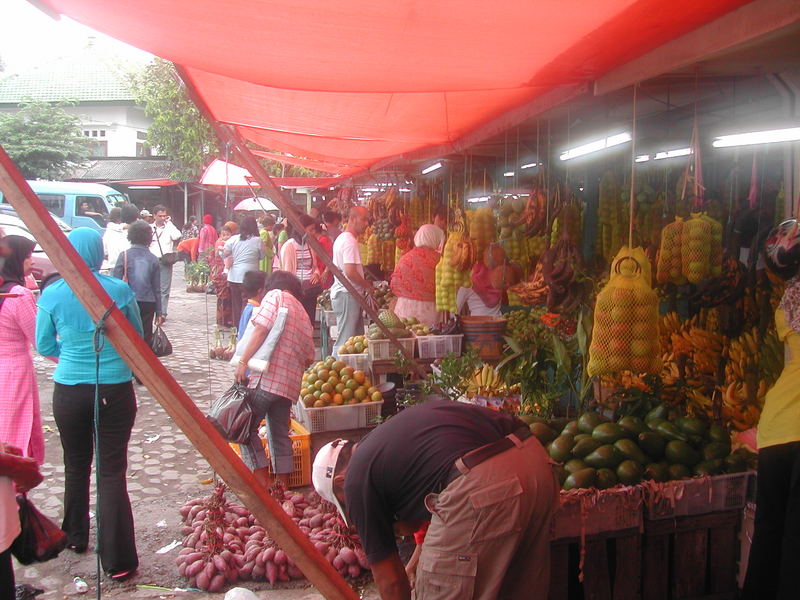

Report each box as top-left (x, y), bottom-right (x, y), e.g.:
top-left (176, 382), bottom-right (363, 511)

top-left (37, 0), bottom-right (754, 173)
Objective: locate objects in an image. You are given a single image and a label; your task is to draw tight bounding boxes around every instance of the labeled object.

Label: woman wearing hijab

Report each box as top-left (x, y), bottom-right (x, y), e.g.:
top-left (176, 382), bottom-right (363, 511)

top-left (197, 214), bottom-right (218, 258)
top-left (280, 214), bottom-right (323, 322)
top-left (0, 236), bottom-right (45, 466)
top-left (390, 224), bottom-right (445, 326)
top-left (36, 228), bottom-right (143, 581)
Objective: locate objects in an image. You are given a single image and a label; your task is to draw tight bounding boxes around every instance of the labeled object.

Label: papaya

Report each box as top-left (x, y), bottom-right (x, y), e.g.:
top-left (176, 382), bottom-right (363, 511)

top-left (618, 416), bottom-right (647, 436)
top-left (694, 459), bottom-right (724, 476)
top-left (645, 403), bottom-right (668, 424)
top-left (592, 423), bottom-right (631, 444)
top-left (529, 422), bottom-right (558, 446)
top-left (650, 420), bottom-right (689, 442)
top-left (616, 460), bottom-right (644, 485)
top-left (548, 434), bottom-right (576, 463)
top-left (664, 440), bottom-right (701, 466)
top-left (584, 445), bottom-right (624, 469)
top-left (596, 468), bottom-right (619, 490)
top-left (702, 441), bottom-right (731, 461)
top-left (667, 463), bottom-right (692, 480)
top-left (564, 458), bottom-right (588, 474)
top-left (675, 416), bottom-right (707, 437)
top-left (614, 438), bottom-right (649, 464)
top-left (572, 438), bottom-right (603, 459)
top-left (638, 432), bottom-right (666, 460)
top-left (577, 412), bottom-right (605, 434)
top-left (644, 462), bottom-right (670, 482)
top-left (563, 467), bottom-right (597, 491)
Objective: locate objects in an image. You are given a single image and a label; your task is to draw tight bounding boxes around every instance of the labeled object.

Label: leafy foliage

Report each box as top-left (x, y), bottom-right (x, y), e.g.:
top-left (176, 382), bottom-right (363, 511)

top-left (0, 100), bottom-right (89, 179)
top-left (129, 58), bottom-right (217, 182)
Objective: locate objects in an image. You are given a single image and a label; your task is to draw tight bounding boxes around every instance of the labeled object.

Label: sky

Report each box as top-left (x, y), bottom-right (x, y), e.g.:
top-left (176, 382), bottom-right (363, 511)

top-left (0, 0), bottom-right (152, 75)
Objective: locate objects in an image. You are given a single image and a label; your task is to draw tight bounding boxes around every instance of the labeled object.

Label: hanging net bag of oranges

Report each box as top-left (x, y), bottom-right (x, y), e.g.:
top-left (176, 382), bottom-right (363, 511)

top-left (588, 255), bottom-right (661, 376)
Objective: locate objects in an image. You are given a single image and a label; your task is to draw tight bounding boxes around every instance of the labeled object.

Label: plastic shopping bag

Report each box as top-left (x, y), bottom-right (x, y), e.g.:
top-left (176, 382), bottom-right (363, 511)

top-left (11, 494), bottom-right (67, 564)
top-left (151, 324), bottom-right (173, 357)
top-left (206, 383), bottom-right (259, 444)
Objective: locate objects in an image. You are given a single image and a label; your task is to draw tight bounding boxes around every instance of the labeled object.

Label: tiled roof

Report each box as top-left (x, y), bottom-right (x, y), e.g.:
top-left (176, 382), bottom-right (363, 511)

top-left (0, 47), bottom-right (144, 104)
top-left (67, 158), bottom-right (176, 181)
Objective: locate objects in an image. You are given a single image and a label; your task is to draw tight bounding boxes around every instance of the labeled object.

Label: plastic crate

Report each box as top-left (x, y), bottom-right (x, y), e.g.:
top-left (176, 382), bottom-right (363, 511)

top-left (339, 352), bottom-right (371, 373)
top-left (415, 334), bottom-right (463, 359)
top-left (295, 400), bottom-right (383, 433)
top-left (368, 337), bottom-right (416, 362)
top-left (551, 485), bottom-right (644, 540)
top-left (643, 471), bottom-right (752, 520)
top-left (230, 419), bottom-right (311, 488)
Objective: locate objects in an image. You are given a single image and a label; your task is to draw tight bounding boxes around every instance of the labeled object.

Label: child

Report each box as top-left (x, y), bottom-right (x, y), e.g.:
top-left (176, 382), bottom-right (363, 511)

top-left (237, 270), bottom-right (269, 340)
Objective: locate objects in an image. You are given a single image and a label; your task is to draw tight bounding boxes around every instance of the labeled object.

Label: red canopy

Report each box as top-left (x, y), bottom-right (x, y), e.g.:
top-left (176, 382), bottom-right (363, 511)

top-left (41, 0), bottom-right (750, 170)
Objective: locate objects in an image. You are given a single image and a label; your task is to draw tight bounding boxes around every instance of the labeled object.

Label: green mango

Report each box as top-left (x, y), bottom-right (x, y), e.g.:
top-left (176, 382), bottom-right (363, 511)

top-left (664, 440), bottom-right (702, 466)
top-left (563, 467), bottom-right (597, 491)
top-left (643, 462), bottom-right (670, 483)
top-left (584, 445), bottom-right (624, 469)
top-left (723, 453), bottom-right (747, 473)
top-left (645, 404), bottom-right (668, 424)
top-left (592, 423), bottom-right (631, 444)
top-left (616, 460), bottom-right (644, 485)
top-left (702, 441), bottom-right (732, 461)
top-left (572, 438), bottom-right (603, 458)
top-left (548, 434), bottom-right (576, 463)
top-left (638, 432), bottom-right (666, 460)
top-left (573, 434), bottom-right (591, 443)
top-left (596, 468), bottom-right (619, 490)
top-left (694, 459), bottom-right (724, 476)
top-left (529, 423), bottom-right (559, 446)
top-left (578, 412), bottom-right (605, 434)
top-left (614, 438), bottom-right (649, 464)
top-left (651, 420), bottom-right (689, 442)
top-left (564, 458), bottom-right (588, 474)
top-left (617, 416), bottom-right (647, 437)
top-left (561, 420), bottom-right (580, 436)
top-left (706, 423), bottom-right (728, 443)
top-left (548, 418), bottom-right (571, 433)
top-left (675, 416), bottom-right (708, 437)
top-left (667, 463), bottom-right (692, 480)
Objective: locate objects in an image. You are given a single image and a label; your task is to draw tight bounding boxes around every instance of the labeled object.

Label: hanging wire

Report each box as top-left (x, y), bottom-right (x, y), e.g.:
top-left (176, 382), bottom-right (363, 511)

top-left (628, 84), bottom-right (638, 251)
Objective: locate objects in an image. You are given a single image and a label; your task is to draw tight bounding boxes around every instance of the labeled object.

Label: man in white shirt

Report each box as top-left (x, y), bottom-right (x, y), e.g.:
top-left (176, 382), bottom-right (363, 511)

top-left (330, 206), bottom-right (373, 358)
top-left (149, 204), bottom-right (182, 320)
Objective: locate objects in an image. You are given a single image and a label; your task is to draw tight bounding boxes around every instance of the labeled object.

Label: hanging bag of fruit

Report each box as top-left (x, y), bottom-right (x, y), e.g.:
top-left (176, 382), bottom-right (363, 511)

top-left (588, 256), bottom-right (661, 376)
top-left (655, 217), bottom-right (687, 285)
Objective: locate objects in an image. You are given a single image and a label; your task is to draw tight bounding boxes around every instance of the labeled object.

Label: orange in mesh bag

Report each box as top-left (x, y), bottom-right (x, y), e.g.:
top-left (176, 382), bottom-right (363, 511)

top-left (656, 217), bottom-right (686, 285)
top-left (700, 213), bottom-right (724, 277)
top-left (681, 213), bottom-right (713, 284)
top-left (588, 256), bottom-right (661, 376)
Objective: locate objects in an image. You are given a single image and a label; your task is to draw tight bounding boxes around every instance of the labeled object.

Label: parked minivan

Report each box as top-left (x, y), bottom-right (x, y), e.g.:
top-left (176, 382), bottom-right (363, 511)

top-left (0, 181), bottom-right (127, 232)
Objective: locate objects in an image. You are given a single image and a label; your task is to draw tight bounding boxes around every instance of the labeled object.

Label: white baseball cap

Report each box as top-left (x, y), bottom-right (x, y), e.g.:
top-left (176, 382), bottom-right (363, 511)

top-left (312, 440), bottom-right (354, 525)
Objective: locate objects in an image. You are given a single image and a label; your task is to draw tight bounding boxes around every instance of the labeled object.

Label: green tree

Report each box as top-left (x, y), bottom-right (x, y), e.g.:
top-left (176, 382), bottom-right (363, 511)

top-left (129, 58), bottom-right (217, 182)
top-left (0, 100), bottom-right (89, 179)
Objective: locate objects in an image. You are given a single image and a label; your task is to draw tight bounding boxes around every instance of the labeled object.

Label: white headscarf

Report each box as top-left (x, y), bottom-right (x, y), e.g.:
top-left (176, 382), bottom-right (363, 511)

top-left (414, 224), bottom-right (445, 251)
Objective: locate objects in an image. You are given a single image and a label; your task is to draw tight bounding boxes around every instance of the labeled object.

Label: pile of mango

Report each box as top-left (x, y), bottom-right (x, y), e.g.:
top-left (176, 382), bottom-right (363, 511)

top-left (525, 406), bottom-right (753, 491)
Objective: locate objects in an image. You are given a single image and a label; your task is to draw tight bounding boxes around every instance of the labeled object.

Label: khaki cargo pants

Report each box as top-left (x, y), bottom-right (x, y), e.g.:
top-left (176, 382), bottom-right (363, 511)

top-left (414, 434), bottom-right (559, 600)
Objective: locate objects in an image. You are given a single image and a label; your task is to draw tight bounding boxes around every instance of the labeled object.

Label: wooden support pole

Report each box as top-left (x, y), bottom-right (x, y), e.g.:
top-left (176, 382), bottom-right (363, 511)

top-left (173, 65), bottom-right (428, 381)
top-left (0, 146), bottom-right (358, 600)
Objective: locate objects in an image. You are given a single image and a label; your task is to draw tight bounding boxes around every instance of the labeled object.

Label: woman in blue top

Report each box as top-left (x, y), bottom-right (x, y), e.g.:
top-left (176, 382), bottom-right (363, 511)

top-left (36, 228), bottom-right (142, 581)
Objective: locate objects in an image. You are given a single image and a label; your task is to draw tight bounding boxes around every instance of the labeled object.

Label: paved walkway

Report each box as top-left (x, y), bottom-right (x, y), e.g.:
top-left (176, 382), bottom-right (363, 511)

top-left (17, 266), bottom-right (377, 599)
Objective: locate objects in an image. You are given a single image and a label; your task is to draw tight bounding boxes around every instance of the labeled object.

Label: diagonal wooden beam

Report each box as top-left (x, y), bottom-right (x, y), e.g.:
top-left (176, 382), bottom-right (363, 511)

top-left (0, 146), bottom-right (358, 600)
top-left (173, 65), bottom-right (428, 381)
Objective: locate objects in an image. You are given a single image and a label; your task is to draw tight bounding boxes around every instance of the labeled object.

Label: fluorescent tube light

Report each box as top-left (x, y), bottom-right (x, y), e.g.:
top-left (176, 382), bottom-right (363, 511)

top-left (503, 171), bottom-right (515, 177)
top-left (634, 155), bottom-right (650, 163)
top-left (467, 196), bottom-right (490, 203)
top-left (421, 162), bottom-right (443, 174)
top-left (654, 147), bottom-right (692, 160)
top-left (399, 188), bottom-right (412, 192)
top-left (712, 127), bottom-right (800, 148)
top-left (559, 132), bottom-right (631, 161)
top-left (361, 187), bottom-right (379, 192)
top-left (520, 162), bottom-right (538, 169)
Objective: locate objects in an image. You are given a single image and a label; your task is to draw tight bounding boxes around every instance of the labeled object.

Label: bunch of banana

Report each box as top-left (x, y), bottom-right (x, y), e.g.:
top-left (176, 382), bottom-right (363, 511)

top-left (660, 312), bottom-right (683, 351)
top-left (724, 328), bottom-right (761, 384)
top-left (463, 364), bottom-right (520, 397)
top-left (508, 262), bottom-right (548, 306)
top-left (383, 187), bottom-right (399, 212)
top-left (449, 233), bottom-right (477, 271)
top-left (720, 379), bottom-right (767, 431)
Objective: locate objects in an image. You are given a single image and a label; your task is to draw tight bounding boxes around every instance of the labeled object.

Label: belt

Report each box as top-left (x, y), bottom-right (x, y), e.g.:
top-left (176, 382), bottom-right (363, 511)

top-left (441, 425), bottom-right (532, 489)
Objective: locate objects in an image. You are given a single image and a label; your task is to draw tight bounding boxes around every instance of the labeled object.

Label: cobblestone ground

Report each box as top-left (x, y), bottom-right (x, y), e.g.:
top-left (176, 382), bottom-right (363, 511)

top-left (17, 266), bottom-right (377, 599)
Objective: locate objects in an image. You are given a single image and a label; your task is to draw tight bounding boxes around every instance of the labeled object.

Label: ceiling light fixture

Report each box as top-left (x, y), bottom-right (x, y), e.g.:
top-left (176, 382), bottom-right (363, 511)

top-left (634, 155), bottom-right (650, 163)
top-left (503, 171), bottom-right (515, 177)
top-left (712, 126), bottom-right (800, 148)
top-left (520, 162), bottom-right (538, 169)
top-left (654, 147), bottom-right (692, 160)
top-left (421, 162), bottom-right (443, 175)
top-left (559, 132), bottom-right (631, 161)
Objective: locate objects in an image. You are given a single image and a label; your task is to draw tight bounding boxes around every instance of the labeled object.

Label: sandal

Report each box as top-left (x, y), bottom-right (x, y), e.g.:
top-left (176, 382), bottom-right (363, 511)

top-left (108, 568), bottom-right (136, 582)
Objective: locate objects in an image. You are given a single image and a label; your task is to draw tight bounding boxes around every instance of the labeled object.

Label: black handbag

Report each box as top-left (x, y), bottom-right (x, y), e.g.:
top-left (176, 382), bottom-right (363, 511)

top-left (10, 494), bottom-right (67, 564)
top-left (206, 382), bottom-right (260, 444)
top-left (159, 252), bottom-right (180, 266)
top-left (151, 324), bottom-right (173, 357)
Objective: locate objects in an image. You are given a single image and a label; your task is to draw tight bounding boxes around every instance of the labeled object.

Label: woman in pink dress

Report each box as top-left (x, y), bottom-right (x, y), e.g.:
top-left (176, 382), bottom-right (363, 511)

top-left (0, 235), bottom-right (45, 465)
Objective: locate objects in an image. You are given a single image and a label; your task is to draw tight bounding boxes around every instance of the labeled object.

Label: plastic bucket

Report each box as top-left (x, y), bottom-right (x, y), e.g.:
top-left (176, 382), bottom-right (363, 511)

top-left (377, 382), bottom-right (397, 418)
top-left (461, 316), bottom-right (507, 360)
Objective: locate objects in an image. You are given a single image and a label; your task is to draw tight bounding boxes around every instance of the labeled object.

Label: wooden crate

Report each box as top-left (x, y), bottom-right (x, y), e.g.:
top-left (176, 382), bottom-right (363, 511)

top-left (642, 510), bottom-right (741, 600)
top-left (549, 527), bottom-right (642, 600)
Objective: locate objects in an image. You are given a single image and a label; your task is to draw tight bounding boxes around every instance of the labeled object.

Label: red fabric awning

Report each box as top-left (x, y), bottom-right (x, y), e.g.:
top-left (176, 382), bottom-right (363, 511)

top-left (40, 0), bottom-right (751, 170)
top-left (251, 150), bottom-right (363, 177)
